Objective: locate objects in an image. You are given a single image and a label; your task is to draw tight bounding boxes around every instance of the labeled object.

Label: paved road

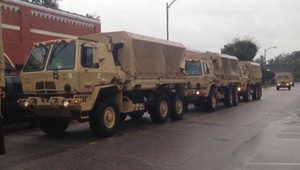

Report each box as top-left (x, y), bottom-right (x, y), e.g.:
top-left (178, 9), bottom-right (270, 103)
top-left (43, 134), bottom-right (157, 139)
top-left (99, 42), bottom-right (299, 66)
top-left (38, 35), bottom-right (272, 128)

top-left (1, 85), bottom-right (300, 170)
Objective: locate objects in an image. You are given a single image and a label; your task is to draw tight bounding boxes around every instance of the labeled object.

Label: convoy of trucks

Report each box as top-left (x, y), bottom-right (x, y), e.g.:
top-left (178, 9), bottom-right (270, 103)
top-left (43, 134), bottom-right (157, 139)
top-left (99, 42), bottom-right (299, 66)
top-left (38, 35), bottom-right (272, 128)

top-left (15, 31), bottom-right (264, 137)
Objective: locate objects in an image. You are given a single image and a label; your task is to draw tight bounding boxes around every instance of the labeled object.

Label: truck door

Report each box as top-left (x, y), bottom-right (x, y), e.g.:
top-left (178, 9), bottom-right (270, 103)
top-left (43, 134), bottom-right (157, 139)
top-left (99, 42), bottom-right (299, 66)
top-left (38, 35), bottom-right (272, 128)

top-left (78, 43), bottom-right (101, 92)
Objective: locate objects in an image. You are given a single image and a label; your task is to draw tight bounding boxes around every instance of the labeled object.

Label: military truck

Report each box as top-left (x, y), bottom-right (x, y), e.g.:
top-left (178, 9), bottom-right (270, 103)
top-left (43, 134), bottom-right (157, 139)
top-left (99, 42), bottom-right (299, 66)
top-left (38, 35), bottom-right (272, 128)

top-left (185, 52), bottom-right (240, 111)
top-left (17, 31), bottom-right (187, 137)
top-left (237, 61), bottom-right (262, 102)
top-left (275, 72), bottom-right (293, 90)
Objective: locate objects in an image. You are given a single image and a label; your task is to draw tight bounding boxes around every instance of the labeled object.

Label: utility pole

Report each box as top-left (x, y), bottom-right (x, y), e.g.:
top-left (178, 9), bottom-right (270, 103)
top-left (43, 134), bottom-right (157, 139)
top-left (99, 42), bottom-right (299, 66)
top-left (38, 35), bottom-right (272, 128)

top-left (166, 0), bottom-right (177, 40)
top-left (264, 46), bottom-right (276, 89)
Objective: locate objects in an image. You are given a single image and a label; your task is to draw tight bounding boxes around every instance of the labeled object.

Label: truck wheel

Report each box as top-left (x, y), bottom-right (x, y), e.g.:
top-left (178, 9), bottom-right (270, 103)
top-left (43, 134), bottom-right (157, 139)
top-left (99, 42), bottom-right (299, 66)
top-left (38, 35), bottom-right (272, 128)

top-left (149, 94), bottom-right (170, 124)
top-left (252, 86), bottom-right (257, 100)
top-left (276, 86), bottom-right (279, 91)
top-left (288, 86), bottom-right (291, 90)
top-left (232, 87), bottom-right (238, 106)
top-left (170, 94), bottom-right (184, 121)
top-left (204, 90), bottom-right (217, 112)
top-left (243, 86), bottom-right (250, 102)
top-left (224, 88), bottom-right (233, 107)
top-left (129, 111), bottom-right (144, 119)
top-left (120, 114), bottom-right (127, 122)
top-left (39, 117), bottom-right (70, 135)
top-left (89, 99), bottom-right (120, 137)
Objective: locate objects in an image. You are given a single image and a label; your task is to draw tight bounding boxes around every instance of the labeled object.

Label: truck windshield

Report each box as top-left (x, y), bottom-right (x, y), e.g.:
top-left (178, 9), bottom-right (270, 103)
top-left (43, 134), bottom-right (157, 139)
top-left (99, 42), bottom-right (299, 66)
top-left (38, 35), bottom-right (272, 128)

top-left (47, 43), bottom-right (75, 70)
top-left (23, 45), bottom-right (50, 72)
top-left (185, 60), bottom-right (202, 76)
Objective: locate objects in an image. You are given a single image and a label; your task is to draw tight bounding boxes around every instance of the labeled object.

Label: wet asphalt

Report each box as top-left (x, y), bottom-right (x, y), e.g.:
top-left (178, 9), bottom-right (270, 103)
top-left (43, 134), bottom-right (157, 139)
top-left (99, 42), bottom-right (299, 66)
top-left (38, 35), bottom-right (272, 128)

top-left (1, 84), bottom-right (300, 170)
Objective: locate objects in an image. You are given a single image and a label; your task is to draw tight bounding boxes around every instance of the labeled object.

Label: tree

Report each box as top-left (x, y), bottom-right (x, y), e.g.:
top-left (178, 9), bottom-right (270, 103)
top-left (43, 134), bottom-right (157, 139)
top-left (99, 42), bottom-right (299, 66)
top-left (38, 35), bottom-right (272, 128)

top-left (221, 36), bottom-right (260, 61)
top-left (254, 55), bottom-right (266, 66)
top-left (21, 0), bottom-right (61, 9)
top-left (86, 13), bottom-right (100, 20)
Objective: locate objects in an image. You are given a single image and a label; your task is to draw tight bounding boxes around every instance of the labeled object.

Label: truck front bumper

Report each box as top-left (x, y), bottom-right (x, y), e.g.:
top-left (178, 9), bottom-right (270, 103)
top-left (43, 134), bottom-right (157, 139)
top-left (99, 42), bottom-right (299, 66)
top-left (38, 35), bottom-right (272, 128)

top-left (17, 97), bottom-right (82, 117)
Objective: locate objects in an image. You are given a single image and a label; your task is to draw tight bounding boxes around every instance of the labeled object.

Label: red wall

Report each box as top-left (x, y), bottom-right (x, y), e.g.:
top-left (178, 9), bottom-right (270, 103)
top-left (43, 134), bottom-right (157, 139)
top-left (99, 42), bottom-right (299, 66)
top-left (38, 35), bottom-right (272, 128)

top-left (1, 0), bottom-right (101, 69)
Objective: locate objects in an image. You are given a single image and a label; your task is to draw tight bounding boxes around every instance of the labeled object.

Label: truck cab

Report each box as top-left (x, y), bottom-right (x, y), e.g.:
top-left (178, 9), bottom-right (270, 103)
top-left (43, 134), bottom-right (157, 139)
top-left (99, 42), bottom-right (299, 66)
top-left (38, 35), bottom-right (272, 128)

top-left (276, 74), bottom-right (292, 90)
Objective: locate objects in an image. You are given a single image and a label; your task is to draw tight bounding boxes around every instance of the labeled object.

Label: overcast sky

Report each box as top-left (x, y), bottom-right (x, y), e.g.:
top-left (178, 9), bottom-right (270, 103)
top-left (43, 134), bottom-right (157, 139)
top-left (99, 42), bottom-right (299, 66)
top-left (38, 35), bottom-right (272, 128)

top-left (59, 0), bottom-right (300, 61)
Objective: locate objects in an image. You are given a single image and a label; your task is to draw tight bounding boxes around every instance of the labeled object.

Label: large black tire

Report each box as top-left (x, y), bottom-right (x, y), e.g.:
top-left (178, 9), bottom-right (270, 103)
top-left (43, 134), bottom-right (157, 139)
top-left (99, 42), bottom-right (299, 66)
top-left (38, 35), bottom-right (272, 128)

top-left (232, 87), bottom-right (238, 106)
top-left (39, 117), bottom-right (70, 135)
top-left (120, 114), bottom-right (127, 122)
top-left (276, 86), bottom-right (279, 91)
top-left (89, 99), bottom-right (120, 137)
top-left (243, 86), bottom-right (250, 102)
top-left (149, 94), bottom-right (170, 124)
top-left (252, 85), bottom-right (258, 100)
top-left (204, 89), bottom-right (217, 112)
top-left (170, 94), bottom-right (185, 121)
top-left (129, 111), bottom-right (144, 119)
top-left (288, 85), bottom-right (291, 90)
top-left (224, 88), bottom-right (233, 107)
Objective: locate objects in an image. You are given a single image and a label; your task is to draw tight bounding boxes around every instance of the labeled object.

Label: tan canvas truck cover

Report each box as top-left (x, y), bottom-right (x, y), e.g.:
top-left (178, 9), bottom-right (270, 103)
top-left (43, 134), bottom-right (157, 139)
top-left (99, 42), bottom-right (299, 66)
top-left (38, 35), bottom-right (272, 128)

top-left (80, 31), bottom-right (186, 80)
top-left (275, 72), bottom-right (293, 79)
top-left (239, 61), bottom-right (262, 81)
top-left (186, 52), bottom-right (239, 81)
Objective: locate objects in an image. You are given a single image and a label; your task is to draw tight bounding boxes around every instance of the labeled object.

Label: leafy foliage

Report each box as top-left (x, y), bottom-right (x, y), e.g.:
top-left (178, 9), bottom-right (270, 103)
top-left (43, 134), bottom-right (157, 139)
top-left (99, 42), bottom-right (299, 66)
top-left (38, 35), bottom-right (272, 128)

top-left (221, 36), bottom-right (260, 61)
top-left (86, 13), bottom-right (100, 20)
top-left (267, 52), bottom-right (300, 80)
top-left (254, 55), bottom-right (266, 66)
top-left (21, 0), bottom-right (61, 9)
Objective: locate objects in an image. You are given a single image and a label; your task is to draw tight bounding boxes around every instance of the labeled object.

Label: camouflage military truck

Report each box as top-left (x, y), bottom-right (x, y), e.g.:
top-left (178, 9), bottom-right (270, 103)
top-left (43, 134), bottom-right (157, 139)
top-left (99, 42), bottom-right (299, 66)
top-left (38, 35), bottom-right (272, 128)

top-left (185, 52), bottom-right (240, 111)
top-left (18, 31), bottom-right (187, 137)
top-left (237, 61), bottom-right (262, 102)
top-left (275, 72), bottom-right (293, 90)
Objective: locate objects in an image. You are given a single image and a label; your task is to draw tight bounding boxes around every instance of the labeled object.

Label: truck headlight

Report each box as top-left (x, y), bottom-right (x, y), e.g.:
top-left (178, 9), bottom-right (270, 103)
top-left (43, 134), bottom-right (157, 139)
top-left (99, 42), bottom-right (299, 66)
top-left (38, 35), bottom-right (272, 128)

top-left (62, 100), bottom-right (70, 108)
top-left (23, 100), bottom-right (29, 107)
top-left (287, 83), bottom-right (290, 86)
top-left (196, 91), bottom-right (200, 95)
top-left (277, 84), bottom-right (280, 86)
top-left (237, 87), bottom-right (241, 91)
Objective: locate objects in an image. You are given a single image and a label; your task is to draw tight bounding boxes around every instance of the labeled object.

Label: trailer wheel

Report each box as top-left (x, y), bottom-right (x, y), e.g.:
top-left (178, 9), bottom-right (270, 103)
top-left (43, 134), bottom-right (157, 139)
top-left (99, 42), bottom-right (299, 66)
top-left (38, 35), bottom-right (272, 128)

top-left (232, 87), bottom-right (238, 106)
top-left (204, 89), bottom-right (217, 112)
top-left (129, 111), bottom-right (144, 119)
top-left (224, 88), bottom-right (233, 107)
top-left (120, 114), bottom-right (127, 122)
top-left (149, 94), bottom-right (170, 124)
top-left (89, 99), bottom-right (120, 137)
top-left (243, 86), bottom-right (250, 102)
top-left (252, 86), bottom-right (258, 100)
top-left (170, 94), bottom-right (184, 121)
top-left (39, 117), bottom-right (70, 135)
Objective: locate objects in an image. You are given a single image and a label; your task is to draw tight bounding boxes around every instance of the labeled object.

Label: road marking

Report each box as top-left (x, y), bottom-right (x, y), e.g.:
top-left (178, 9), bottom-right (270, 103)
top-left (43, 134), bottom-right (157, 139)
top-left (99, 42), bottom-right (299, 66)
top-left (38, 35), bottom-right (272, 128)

top-left (248, 162), bottom-right (300, 165)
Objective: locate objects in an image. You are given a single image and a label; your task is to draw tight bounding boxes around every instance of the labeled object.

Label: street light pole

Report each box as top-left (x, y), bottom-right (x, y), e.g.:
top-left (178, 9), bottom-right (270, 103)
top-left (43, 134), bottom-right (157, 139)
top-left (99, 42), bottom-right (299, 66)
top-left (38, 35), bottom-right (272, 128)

top-left (264, 46), bottom-right (276, 86)
top-left (166, 0), bottom-right (177, 40)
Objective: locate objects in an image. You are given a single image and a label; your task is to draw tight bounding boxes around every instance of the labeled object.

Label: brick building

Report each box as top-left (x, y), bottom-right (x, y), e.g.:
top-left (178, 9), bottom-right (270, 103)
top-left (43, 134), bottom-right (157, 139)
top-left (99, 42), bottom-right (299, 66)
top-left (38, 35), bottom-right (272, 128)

top-left (1, 0), bottom-right (101, 71)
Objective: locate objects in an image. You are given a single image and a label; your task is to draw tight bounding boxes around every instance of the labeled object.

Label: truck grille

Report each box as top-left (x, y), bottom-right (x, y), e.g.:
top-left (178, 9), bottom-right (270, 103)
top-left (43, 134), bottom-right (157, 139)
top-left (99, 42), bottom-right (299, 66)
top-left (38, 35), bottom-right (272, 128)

top-left (35, 81), bottom-right (56, 90)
